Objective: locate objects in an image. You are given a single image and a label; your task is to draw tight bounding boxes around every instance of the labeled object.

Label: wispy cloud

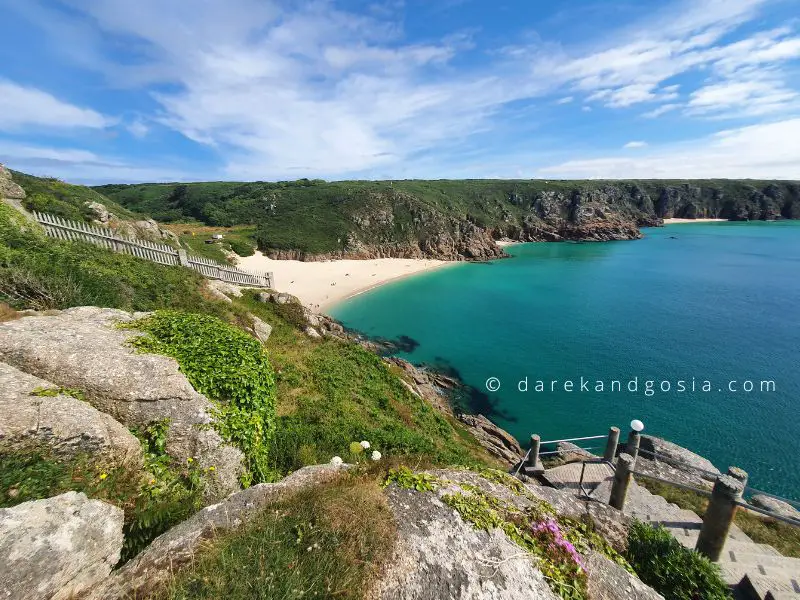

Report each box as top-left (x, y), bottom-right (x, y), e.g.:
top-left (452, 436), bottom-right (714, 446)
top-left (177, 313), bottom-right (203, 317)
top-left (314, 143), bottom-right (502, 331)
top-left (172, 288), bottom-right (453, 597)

top-left (0, 79), bottom-right (113, 131)
top-left (623, 141), bottom-right (648, 149)
top-left (2, 0), bottom-right (799, 181)
top-left (537, 118), bottom-right (800, 179)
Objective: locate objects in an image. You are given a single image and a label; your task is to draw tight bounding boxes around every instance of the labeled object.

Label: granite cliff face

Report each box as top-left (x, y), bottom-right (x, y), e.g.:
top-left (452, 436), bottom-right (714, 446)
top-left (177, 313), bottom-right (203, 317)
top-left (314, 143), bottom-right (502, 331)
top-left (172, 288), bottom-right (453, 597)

top-left (90, 177), bottom-right (800, 261)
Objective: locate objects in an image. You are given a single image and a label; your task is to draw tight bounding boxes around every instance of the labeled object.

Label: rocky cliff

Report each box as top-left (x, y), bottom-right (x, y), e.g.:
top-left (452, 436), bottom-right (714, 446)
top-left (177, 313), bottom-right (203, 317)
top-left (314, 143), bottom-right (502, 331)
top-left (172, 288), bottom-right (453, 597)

top-left (96, 178), bottom-right (800, 261)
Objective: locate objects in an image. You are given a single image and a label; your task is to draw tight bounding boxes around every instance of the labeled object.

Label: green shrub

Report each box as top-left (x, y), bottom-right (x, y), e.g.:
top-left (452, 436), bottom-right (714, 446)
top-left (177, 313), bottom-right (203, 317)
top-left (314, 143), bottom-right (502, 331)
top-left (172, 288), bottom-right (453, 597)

top-left (227, 238), bottom-right (255, 257)
top-left (125, 311), bottom-right (277, 485)
top-left (626, 521), bottom-right (731, 600)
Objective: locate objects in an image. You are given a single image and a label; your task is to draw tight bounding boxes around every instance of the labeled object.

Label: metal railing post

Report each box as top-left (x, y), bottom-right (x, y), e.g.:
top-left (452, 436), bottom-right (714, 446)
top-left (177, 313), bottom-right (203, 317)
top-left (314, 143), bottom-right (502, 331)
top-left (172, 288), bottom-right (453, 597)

top-left (696, 474), bottom-right (744, 561)
top-left (604, 426), bottom-right (620, 462)
top-left (626, 429), bottom-right (641, 461)
top-left (609, 453), bottom-right (636, 510)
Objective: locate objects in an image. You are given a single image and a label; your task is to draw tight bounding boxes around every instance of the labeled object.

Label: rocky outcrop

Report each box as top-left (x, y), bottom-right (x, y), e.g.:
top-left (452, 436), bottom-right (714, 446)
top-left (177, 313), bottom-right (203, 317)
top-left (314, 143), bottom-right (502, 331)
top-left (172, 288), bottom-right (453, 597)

top-left (0, 163), bottom-right (26, 200)
top-left (376, 469), bottom-right (658, 600)
top-left (84, 201), bottom-right (180, 245)
top-left (84, 464), bottom-right (348, 600)
top-left (750, 495), bottom-right (800, 522)
top-left (375, 483), bottom-right (559, 600)
top-left (0, 362), bottom-right (143, 467)
top-left (456, 414), bottom-right (523, 467)
top-left (555, 441), bottom-right (595, 463)
top-left (0, 307), bottom-right (244, 498)
top-left (639, 436), bottom-right (719, 482)
top-left (250, 315), bottom-right (272, 343)
top-left (0, 492), bottom-right (124, 600)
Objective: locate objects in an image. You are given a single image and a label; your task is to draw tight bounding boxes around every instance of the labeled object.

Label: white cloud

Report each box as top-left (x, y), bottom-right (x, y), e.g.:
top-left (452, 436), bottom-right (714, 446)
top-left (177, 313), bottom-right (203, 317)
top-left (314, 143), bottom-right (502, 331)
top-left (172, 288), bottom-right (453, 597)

top-left (0, 79), bottom-right (112, 131)
top-left (537, 118), bottom-right (800, 179)
top-left (0, 140), bottom-right (197, 183)
top-left (623, 141), bottom-right (648, 149)
top-left (643, 103), bottom-right (681, 118)
top-left (5, 0), bottom-right (800, 180)
top-left (127, 120), bottom-right (149, 139)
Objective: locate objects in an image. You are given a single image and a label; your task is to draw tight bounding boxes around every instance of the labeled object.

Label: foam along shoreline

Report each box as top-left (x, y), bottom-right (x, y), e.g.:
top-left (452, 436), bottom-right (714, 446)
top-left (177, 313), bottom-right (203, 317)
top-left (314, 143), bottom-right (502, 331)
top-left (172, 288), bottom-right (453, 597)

top-left (236, 251), bottom-right (455, 312)
top-left (663, 218), bottom-right (728, 224)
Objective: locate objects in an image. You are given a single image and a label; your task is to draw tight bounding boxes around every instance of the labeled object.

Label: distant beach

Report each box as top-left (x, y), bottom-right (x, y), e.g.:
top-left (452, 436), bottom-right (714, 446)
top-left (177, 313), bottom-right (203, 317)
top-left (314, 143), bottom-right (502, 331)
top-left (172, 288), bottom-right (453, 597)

top-left (237, 251), bottom-right (455, 311)
top-left (663, 218), bottom-right (727, 224)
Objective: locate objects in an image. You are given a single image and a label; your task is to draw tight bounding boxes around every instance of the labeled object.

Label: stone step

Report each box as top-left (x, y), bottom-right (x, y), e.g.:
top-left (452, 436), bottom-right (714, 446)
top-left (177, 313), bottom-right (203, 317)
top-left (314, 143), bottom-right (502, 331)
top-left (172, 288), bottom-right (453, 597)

top-left (725, 550), bottom-right (800, 572)
top-left (740, 574), bottom-right (800, 599)
top-left (722, 564), bottom-right (800, 589)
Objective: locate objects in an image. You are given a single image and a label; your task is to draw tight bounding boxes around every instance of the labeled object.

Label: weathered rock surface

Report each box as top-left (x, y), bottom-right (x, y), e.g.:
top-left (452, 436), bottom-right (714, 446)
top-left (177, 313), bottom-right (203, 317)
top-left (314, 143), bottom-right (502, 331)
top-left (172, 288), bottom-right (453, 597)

top-left (249, 315), bottom-right (272, 343)
top-left (376, 469), bottom-right (656, 600)
top-left (374, 483), bottom-right (559, 600)
top-left (205, 279), bottom-right (243, 301)
top-left (84, 200), bottom-right (180, 245)
top-left (384, 357), bottom-right (458, 414)
top-left (84, 464), bottom-right (348, 600)
top-left (555, 441), bottom-right (595, 463)
top-left (0, 307), bottom-right (243, 497)
top-left (639, 435), bottom-right (719, 482)
top-left (457, 414), bottom-right (523, 467)
top-left (584, 551), bottom-right (664, 600)
top-left (750, 494), bottom-right (800, 521)
top-left (0, 163), bottom-right (26, 200)
top-left (0, 362), bottom-right (142, 467)
top-left (0, 492), bottom-right (124, 600)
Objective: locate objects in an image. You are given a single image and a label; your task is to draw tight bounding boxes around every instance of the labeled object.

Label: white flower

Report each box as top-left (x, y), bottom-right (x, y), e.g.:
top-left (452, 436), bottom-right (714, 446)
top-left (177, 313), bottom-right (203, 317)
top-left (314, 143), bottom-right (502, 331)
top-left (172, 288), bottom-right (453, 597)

top-left (371, 451), bottom-right (382, 461)
top-left (330, 456), bottom-right (343, 466)
top-left (360, 441), bottom-right (371, 449)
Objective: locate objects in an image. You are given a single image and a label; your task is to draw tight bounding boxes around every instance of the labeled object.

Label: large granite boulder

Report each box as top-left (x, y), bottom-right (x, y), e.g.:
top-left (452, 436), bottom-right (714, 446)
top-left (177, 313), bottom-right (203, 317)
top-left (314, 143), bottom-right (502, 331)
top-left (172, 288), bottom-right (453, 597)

top-left (375, 483), bottom-right (559, 600)
top-left (84, 464), bottom-right (348, 600)
top-left (0, 492), bottom-right (124, 600)
top-left (0, 307), bottom-right (244, 498)
top-left (0, 362), bottom-right (142, 467)
top-left (375, 469), bottom-right (653, 600)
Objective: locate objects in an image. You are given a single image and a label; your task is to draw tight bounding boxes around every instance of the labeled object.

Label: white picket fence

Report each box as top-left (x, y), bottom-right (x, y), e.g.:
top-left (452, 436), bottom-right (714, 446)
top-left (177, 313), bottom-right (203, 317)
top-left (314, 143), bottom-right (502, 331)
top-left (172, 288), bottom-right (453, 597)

top-left (33, 211), bottom-right (273, 289)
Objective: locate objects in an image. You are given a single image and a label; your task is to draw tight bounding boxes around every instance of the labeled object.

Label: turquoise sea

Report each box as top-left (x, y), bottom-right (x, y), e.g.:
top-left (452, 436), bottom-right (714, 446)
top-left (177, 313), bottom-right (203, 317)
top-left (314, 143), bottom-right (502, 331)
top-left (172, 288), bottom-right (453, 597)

top-left (331, 222), bottom-right (800, 500)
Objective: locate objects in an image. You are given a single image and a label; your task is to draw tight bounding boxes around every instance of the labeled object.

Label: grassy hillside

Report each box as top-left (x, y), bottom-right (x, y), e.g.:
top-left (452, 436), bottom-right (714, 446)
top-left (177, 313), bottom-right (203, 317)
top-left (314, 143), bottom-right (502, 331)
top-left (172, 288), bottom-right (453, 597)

top-left (11, 170), bottom-right (135, 223)
top-left (96, 178), bottom-right (800, 258)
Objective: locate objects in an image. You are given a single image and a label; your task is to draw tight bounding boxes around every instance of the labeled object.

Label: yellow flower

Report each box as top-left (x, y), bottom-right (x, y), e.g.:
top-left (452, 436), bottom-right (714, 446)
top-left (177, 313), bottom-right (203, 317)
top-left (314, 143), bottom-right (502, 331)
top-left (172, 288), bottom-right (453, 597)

top-left (208, 466), bottom-right (216, 471)
top-left (187, 457), bottom-right (194, 464)
top-left (99, 473), bottom-right (108, 480)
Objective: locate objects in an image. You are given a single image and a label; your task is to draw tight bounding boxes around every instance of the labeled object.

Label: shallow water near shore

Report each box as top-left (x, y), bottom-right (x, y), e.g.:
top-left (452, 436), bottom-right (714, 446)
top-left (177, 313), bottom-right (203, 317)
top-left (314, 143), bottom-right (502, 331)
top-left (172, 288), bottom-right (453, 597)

top-left (331, 222), bottom-right (800, 499)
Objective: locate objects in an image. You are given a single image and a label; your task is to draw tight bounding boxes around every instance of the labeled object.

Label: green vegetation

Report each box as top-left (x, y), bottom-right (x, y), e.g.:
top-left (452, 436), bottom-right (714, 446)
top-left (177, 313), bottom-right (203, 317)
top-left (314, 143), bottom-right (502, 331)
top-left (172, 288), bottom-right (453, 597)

top-left (242, 294), bottom-right (494, 476)
top-left (125, 312), bottom-right (277, 485)
top-left (384, 467), bottom-right (631, 600)
top-left (626, 521), bottom-right (731, 600)
top-left (96, 178), bottom-right (800, 256)
top-left (0, 440), bottom-right (204, 564)
top-left (161, 475), bottom-right (395, 600)
top-left (11, 169), bottom-right (135, 223)
top-left (637, 477), bottom-right (800, 558)
top-left (0, 203), bottom-right (225, 314)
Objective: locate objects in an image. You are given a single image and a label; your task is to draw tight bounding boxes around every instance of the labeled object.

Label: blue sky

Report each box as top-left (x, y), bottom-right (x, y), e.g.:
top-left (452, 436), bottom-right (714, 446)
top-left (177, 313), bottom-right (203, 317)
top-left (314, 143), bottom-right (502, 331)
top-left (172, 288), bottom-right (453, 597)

top-left (1, 0), bottom-right (799, 183)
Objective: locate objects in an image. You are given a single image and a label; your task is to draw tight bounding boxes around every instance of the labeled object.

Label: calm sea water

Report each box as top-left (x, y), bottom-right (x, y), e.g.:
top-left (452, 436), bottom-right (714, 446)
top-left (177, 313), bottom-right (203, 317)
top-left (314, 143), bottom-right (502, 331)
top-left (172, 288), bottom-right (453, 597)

top-left (331, 222), bottom-right (800, 499)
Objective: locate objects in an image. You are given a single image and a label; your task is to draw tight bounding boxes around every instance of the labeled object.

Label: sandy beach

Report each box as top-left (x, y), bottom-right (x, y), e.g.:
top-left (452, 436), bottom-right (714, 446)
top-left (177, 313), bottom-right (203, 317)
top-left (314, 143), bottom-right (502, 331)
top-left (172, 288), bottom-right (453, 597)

top-left (663, 218), bottom-right (727, 224)
top-left (237, 251), bottom-right (455, 311)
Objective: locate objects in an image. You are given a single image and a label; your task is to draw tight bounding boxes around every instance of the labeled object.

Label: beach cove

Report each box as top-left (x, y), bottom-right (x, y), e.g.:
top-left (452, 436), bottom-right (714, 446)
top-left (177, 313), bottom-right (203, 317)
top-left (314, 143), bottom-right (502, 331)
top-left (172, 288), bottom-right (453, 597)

top-left (330, 221), bottom-right (800, 499)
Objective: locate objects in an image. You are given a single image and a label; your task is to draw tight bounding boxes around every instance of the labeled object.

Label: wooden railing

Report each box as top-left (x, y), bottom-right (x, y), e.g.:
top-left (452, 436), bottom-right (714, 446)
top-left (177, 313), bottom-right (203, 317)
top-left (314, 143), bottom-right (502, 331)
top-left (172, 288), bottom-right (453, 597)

top-left (33, 211), bottom-right (273, 289)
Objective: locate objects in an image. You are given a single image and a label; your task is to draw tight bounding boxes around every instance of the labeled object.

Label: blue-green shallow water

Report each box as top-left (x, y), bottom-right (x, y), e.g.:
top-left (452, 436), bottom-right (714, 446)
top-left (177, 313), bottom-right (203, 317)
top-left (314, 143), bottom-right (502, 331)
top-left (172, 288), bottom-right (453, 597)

top-left (331, 222), bottom-right (800, 499)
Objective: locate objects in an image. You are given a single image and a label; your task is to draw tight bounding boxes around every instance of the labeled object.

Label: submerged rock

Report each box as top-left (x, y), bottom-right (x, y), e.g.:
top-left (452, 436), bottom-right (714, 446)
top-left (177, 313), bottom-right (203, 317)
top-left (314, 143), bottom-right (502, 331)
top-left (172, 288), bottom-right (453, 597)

top-left (0, 492), bottom-right (124, 600)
